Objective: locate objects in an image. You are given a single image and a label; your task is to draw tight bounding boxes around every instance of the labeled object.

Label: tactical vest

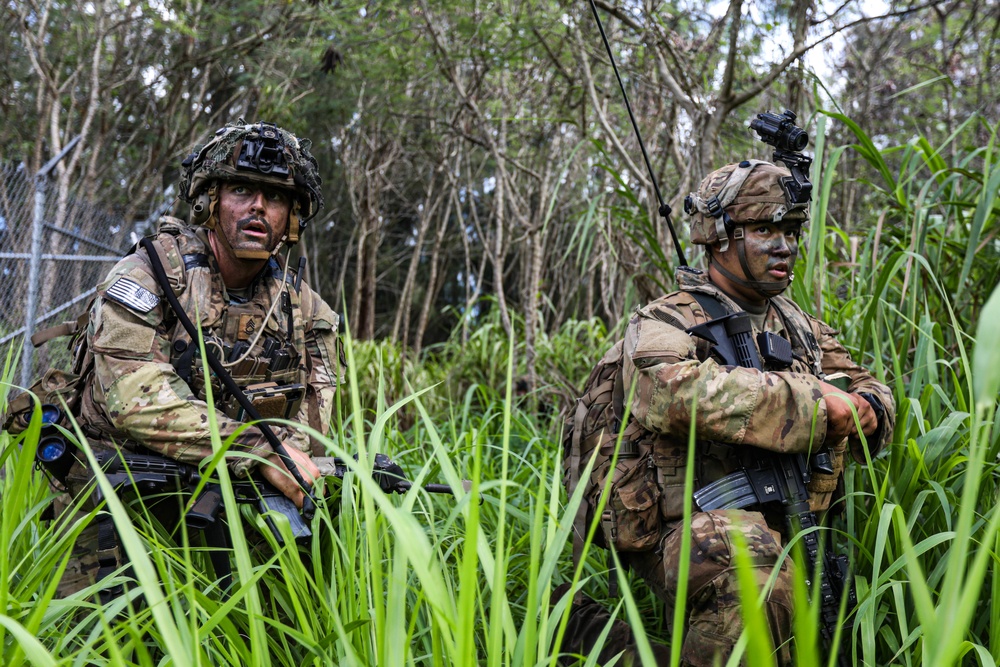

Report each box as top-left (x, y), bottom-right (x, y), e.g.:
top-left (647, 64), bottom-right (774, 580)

top-left (563, 288), bottom-right (832, 563)
top-left (8, 219), bottom-right (310, 445)
top-left (151, 219), bottom-right (308, 425)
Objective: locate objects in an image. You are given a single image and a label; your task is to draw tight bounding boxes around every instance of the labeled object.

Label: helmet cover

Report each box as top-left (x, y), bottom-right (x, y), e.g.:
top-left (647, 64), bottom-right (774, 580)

top-left (178, 119), bottom-right (324, 243)
top-left (687, 161), bottom-right (808, 247)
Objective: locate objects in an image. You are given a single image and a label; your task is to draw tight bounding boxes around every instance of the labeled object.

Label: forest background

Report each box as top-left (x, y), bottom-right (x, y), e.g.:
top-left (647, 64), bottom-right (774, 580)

top-left (1, 0), bottom-right (999, 666)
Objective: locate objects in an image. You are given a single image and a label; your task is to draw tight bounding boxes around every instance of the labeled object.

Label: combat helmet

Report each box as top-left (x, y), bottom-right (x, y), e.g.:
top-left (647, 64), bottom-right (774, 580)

top-left (684, 160), bottom-right (808, 296)
top-left (179, 119), bottom-right (324, 258)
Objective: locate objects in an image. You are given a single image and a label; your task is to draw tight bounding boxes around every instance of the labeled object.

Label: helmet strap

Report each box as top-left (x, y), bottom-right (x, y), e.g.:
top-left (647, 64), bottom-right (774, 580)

top-left (285, 201), bottom-right (301, 245)
top-left (208, 218), bottom-right (272, 261)
top-left (710, 225), bottom-right (791, 299)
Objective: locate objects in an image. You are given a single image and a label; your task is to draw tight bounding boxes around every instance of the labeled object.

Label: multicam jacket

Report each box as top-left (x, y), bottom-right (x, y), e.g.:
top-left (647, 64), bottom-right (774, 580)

top-left (77, 217), bottom-right (340, 477)
top-left (587, 267), bottom-right (895, 552)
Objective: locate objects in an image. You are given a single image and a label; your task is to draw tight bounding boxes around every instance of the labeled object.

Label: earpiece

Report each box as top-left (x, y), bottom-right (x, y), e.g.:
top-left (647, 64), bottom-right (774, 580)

top-left (191, 191), bottom-right (212, 226)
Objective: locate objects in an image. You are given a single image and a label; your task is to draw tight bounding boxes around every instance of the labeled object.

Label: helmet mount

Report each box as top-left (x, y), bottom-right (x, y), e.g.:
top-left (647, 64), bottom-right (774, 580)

top-left (685, 111), bottom-right (814, 299)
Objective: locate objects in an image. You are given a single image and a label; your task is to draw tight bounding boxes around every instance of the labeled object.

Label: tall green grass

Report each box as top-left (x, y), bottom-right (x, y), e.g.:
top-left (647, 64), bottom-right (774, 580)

top-left (1, 114), bottom-right (998, 666)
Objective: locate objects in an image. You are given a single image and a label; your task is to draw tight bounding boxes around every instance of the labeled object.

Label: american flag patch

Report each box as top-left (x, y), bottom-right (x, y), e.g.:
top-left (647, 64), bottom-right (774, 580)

top-left (105, 277), bottom-right (160, 313)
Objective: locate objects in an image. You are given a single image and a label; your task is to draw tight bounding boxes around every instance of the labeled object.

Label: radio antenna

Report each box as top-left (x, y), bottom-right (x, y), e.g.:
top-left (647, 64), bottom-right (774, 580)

top-left (587, 0), bottom-right (688, 267)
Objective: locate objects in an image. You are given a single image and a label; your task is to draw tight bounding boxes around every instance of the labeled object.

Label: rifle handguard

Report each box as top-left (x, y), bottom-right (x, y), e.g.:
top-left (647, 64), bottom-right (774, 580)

top-left (312, 455), bottom-right (474, 500)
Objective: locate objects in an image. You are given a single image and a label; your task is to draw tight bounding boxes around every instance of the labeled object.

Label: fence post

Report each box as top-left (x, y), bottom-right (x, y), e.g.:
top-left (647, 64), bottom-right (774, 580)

top-left (21, 135), bottom-right (81, 388)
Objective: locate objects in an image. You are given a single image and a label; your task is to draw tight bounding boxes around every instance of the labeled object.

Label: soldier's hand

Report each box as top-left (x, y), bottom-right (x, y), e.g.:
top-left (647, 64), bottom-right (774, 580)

top-left (261, 447), bottom-right (321, 509)
top-left (821, 383), bottom-right (878, 444)
top-left (854, 395), bottom-right (879, 437)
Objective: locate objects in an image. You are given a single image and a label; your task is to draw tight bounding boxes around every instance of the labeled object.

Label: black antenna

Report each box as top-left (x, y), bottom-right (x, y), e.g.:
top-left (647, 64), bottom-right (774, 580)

top-left (587, 0), bottom-right (688, 267)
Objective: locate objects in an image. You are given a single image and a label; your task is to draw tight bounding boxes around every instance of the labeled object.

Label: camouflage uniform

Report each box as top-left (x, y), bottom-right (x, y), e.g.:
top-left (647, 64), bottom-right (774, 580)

top-left (76, 218), bottom-right (339, 470)
top-left (560, 161), bottom-right (895, 666)
top-left (53, 219), bottom-right (340, 598)
top-left (51, 121), bottom-right (339, 598)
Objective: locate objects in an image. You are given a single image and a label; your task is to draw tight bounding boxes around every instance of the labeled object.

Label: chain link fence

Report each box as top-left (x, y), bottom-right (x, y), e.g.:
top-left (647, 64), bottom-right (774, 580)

top-left (0, 159), bottom-right (164, 387)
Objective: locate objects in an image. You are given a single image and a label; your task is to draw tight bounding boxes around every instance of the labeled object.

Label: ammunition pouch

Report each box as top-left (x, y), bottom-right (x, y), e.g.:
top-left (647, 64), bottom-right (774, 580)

top-left (222, 382), bottom-right (304, 422)
top-left (601, 450), bottom-right (663, 551)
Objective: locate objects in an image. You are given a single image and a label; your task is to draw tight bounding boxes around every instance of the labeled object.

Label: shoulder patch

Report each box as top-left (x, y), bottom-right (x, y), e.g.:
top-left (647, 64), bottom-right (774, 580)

top-left (105, 277), bottom-right (160, 313)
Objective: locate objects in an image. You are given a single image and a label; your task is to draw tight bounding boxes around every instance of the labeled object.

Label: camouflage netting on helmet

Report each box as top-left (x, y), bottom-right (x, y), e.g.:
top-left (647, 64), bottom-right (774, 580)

top-left (178, 119), bottom-right (324, 223)
top-left (687, 161), bottom-right (808, 246)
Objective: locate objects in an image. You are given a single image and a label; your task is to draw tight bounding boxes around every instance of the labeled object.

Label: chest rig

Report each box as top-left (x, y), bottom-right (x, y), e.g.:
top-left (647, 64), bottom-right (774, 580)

top-left (683, 289), bottom-right (832, 489)
top-left (152, 221), bottom-right (306, 423)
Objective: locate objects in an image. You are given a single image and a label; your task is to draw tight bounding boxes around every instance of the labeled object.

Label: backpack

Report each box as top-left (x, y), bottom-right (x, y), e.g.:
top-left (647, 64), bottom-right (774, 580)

top-left (563, 338), bottom-right (663, 566)
top-left (4, 310), bottom-right (93, 436)
top-left (5, 223), bottom-right (190, 437)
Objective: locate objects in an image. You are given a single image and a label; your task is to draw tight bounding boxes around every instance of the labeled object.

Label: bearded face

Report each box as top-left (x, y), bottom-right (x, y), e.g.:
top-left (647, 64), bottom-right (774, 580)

top-left (215, 180), bottom-right (292, 259)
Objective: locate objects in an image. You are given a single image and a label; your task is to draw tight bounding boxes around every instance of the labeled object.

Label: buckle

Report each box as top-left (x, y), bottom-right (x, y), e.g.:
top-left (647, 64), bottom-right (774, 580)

top-left (706, 196), bottom-right (724, 218)
top-left (602, 510), bottom-right (617, 541)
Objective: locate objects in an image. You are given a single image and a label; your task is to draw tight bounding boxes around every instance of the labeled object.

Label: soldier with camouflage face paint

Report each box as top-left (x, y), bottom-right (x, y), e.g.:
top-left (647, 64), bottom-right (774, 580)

top-left (52, 120), bottom-right (341, 599)
top-left (559, 160), bottom-right (894, 666)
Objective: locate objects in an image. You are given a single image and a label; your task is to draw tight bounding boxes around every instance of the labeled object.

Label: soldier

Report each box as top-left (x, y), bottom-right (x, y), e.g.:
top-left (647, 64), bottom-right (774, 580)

top-left (50, 120), bottom-right (340, 598)
top-left (559, 160), bottom-right (895, 666)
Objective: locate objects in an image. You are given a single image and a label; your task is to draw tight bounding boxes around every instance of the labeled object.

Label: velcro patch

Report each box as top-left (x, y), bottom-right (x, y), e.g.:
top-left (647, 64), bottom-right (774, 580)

top-left (105, 277), bottom-right (160, 313)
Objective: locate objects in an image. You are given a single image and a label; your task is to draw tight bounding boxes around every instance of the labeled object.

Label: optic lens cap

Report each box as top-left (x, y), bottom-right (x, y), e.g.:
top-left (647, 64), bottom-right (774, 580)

top-left (40, 404), bottom-right (63, 425)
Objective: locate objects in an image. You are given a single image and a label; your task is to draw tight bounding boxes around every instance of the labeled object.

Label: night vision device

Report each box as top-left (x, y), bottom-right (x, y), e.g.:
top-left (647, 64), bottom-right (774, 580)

top-left (750, 109), bottom-right (813, 205)
top-left (236, 122), bottom-right (289, 177)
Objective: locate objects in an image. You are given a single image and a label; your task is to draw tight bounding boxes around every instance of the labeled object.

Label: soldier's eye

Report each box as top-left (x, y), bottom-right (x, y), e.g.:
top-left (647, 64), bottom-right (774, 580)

top-left (265, 190), bottom-right (287, 203)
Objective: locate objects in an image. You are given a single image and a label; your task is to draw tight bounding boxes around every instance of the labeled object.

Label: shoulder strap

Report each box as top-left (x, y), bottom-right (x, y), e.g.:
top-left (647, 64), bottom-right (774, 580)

top-left (147, 232), bottom-right (188, 296)
top-left (30, 321), bottom-right (77, 348)
top-left (689, 291), bottom-right (730, 320)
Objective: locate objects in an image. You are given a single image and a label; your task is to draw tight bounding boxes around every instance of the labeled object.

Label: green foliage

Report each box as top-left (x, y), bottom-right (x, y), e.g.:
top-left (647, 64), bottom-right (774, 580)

top-left (2, 115), bottom-right (999, 666)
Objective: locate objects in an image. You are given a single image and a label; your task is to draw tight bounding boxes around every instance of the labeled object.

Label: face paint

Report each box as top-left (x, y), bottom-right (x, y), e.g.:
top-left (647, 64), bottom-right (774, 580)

top-left (216, 181), bottom-right (291, 260)
top-left (711, 220), bottom-right (802, 304)
top-left (741, 221), bottom-right (800, 284)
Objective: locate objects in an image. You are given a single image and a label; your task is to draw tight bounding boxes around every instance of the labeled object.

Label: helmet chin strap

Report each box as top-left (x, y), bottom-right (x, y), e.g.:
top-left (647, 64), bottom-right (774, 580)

top-left (203, 190), bottom-right (287, 261)
top-left (711, 223), bottom-right (791, 299)
top-left (211, 220), bottom-right (274, 260)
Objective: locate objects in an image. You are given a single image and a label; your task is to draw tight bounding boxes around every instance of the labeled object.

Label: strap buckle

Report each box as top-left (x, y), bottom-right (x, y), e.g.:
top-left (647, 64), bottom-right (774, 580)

top-left (601, 509), bottom-right (617, 543)
top-left (705, 196), bottom-right (724, 218)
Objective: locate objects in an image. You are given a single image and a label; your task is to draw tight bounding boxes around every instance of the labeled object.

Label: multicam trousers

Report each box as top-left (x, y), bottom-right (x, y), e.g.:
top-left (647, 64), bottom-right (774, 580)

top-left (558, 509), bottom-right (794, 667)
top-left (52, 489), bottom-right (126, 601)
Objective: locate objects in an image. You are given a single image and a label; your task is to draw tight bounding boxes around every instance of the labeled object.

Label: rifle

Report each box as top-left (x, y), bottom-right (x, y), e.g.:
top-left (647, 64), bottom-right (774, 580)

top-left (687, 312), bottom-right (856, 667)
top-left (32, 425), bottom-right (466, 546)
top-left (34, 425), bottom-right (468, 590)
top-left (86, 449), bottom-right (466, 544)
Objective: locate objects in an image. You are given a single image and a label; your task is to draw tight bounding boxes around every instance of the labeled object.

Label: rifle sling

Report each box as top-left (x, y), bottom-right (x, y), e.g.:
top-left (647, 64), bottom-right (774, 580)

top-left (689, 291), bottom-right (730, 320)
top-left (138, 236), bottom-right (316, 518)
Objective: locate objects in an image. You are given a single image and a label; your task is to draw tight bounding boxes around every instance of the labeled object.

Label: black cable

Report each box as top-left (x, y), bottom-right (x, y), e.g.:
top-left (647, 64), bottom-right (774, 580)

top-left (587, 0), bottom-right (688, 267)
top-left (139, 237), bottom-right (316, 519)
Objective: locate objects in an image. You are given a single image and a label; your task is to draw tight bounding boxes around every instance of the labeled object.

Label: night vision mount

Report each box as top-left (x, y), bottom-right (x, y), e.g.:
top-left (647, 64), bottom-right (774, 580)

top-left (237, 121), bottom-right (289, 176)
top-left (750, 109), bottom-right (813, 205)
